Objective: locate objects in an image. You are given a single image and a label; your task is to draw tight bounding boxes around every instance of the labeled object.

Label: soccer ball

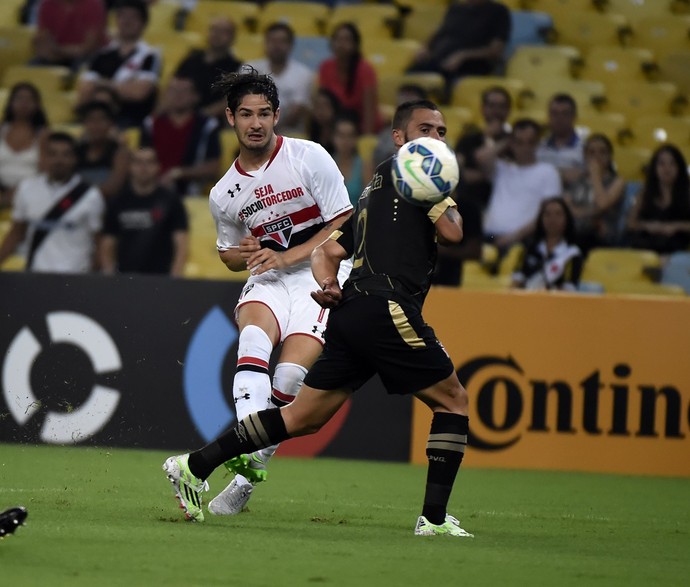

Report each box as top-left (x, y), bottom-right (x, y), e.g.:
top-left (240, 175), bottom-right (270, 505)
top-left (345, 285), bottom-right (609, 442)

top-left (391, 136), bottom-right (459, 206)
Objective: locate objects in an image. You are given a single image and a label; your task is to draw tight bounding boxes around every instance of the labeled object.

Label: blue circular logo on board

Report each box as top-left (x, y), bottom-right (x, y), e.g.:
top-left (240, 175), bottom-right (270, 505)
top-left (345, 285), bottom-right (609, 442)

top-left (183, 306), bottom-right (238, 442)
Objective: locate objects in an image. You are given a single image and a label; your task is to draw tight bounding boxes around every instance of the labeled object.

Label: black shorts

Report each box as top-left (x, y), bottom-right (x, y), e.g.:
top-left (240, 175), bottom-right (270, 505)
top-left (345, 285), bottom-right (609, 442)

top-left (304, 294), bottom-right (454, 394)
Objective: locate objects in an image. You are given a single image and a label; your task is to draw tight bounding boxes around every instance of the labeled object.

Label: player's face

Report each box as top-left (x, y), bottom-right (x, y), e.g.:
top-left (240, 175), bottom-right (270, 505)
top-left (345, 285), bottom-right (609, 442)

top-left (227, 94), bottom-right (279, 153)
top-left (393, 108), bottom-right (447, 148)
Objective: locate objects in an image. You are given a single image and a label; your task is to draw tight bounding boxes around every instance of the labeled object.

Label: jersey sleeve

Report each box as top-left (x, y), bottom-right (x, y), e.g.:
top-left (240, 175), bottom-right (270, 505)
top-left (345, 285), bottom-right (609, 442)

top-left (329, 213), bottom-right (355, 258)
top-left (209, 187), bottom-right (248, 250)
top-left (302, 142), bottom-right (353, 222)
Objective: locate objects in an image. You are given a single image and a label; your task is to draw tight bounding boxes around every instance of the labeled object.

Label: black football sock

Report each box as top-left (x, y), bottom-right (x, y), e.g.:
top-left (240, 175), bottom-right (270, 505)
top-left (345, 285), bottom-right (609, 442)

top-left (187, 409), bottom-right (290, 480)
top-left (421, 412), bottom-right (468, 525)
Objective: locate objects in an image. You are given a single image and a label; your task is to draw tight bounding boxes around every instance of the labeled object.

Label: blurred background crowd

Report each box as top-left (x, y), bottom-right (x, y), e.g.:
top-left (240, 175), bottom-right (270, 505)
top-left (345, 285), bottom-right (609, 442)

top-left (1, 0), bottom-right (690, 296)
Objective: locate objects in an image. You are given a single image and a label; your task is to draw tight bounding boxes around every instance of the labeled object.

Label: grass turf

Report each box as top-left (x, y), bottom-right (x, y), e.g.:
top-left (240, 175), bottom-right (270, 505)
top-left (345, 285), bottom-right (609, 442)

top-left (0, 443), bottom-right (688, 587)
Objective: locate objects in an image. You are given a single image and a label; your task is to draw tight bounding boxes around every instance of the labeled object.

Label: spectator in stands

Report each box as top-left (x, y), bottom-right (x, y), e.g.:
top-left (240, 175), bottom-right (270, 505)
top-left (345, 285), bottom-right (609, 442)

top-left (0, 132), bottom-right (104, 273)
top-left (372, 84), bottom-right (428, 167)
top-left (0, 82), bottom-right (48, 209)
top-left (563, 133), bottom-right (626, 252)
top-left (455, 85), bottom-right (512, 211)
top-left (78, 0), bottom-right (161, 128)
top-left (626, 144), bottom-right (690, 256)
top-left (408, 0), bottom-right (511, 97)
top-left (331, 115), bottom-right (372, 207)
top-left (307, 88), bottom-right (341, 155)
top-left (482, 118), bottom-right (562, 253)
top-left (75, 101), bottom-right (130, 200)
top-left (246, 23), bottom-right (314, 136)
top-left (99, 147), bottom-right (188, 276)
top-left (318, 22), bottom-right (382, 135)
top-left (537, 93), bottom-right (585, 191)
top-left (90, 85), bottom-right (123, 122)
top-left (512, 196), bottom-right (583, 291)
top-left (141, 75), bottom-right (220, 196)
top-left (32, 0), bottom-right (107, 71)
top-left (175, 17), bottom-right (241, 120)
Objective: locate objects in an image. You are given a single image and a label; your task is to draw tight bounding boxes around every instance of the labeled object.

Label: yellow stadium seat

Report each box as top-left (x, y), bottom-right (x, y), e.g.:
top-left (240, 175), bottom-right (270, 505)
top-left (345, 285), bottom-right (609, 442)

top-left (0, 0), bottom-right (24, 26)
top-left (258, 2), bottom-right (330, 36)
top-left (2, 65), bottom-right (72, 97)
top-left (581, 46), bottom-right (658, 89)
top-left (460, 273), bottom-right (512, 292)
top-left (506, 45), bottom-right (582, 83)
top-left (328, 3), bottom-right (401, 38)
top-left (146, 0), bottom-right (180, 34)
top-left (362, 38), bottom-right (421, 77)
top-left (522, 78), bottom-right (606, 116)
top-left (440, 106), bottom-right (476, 147)
top-left (451, 76), bottom-right (530, 119)
top-left (613, 146), bottom-right (652, 180)
top-left (576, 111), bottom-right (629, 143)
top-left (402, 4), bottom-right (446, 44)
top-left (600, 0), bottom-right (675, 21)
top-left (377, 72), bottom-right (446, 107)
top-left (497, 243), bottom-right (526, 277)
top-left (220, 129), bottom-right (239, 174)
top-left (629, 15), bottom-right (690, 61)
top-left (523, 0), bottom-right (600, 29)
top-left (394, 0), bottom-right (453, 8)
top-left (602, 281), bottom-right (687, 296)
top-left (0, 27), bottom-right (32, 79)
top-left (659, 50), bottom-right (690, 95)
top-left (627, 115), bottom-right (690, 149)
top-left (185, 0), bottom-right (259, 35)
top-left (233, 33), bottom-right (264, 63)
top-left (603, 81), bottom-right (684, 118)
top-left (123, 127), bottom-right (141, 151)
top-left (553, 12), bottom-right (631, 52)
top-left (357, 135), bottom-right (379, 168)
top-left (148, 31), bottom-right (204, 86)
top-left (581, 247), bottom-right (661, 288)
top-left (44, 91), bottom-right (77, 125)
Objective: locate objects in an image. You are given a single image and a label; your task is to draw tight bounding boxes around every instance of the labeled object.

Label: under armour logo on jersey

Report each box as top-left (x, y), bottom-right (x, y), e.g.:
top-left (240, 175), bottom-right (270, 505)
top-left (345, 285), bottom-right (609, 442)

top-left (234, 393), bottom-right (251, 402)
top-left (227, 183), bottom-right (241, 197)
top-left (311, 325), bottom-right (325, 339)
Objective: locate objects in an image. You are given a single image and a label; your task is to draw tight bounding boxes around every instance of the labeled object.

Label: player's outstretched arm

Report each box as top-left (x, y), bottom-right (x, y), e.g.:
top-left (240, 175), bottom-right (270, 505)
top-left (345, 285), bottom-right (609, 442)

top-left (310, 237), bottom-right (349, 309)
top-left (433, 203), bottom-right (464, 245)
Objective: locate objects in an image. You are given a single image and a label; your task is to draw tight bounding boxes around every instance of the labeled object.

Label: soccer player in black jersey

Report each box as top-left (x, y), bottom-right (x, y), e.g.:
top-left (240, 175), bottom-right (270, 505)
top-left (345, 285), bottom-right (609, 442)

top-left (168, 100), bottom-right (474, 537)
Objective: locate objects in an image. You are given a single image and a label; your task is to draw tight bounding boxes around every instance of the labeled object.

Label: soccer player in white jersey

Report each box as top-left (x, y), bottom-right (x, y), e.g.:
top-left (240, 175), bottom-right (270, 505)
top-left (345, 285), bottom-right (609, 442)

top-left (163, 67), bottom-right (353, 521)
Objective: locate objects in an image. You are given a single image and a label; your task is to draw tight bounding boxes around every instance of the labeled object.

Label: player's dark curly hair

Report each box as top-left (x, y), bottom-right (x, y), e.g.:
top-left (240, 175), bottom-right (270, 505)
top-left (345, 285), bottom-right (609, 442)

top-left (213, 66), bottom-right (280, 114)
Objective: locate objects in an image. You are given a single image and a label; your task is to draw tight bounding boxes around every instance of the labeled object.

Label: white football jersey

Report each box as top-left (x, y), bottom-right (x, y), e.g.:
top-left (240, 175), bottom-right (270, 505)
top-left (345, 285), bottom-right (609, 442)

top-left (210, 136), bottom-right (352, 251)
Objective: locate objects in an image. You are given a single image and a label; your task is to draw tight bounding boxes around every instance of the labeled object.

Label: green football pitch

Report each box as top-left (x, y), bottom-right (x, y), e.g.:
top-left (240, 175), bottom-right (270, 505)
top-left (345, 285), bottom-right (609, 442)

top-left (1, 443), bottom-right (688, 587)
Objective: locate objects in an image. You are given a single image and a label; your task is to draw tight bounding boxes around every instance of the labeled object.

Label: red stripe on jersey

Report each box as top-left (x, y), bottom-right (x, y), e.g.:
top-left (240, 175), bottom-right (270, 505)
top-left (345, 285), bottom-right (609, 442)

top-left (250, 204), bottom-right (322, 237)
top-left (317, 307), bottom-right (326, 323)
top-left (265, 135), bottom-right (284, 170)
top-left (272, 388), bottom-right (295, 404)
top-left (237, 356), bottom-right (269, 369)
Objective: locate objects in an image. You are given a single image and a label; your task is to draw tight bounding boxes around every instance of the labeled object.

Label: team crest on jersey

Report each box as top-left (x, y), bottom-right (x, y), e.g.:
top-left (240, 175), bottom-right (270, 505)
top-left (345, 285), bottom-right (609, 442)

top-left (262, 217), bottom-right (293, 248)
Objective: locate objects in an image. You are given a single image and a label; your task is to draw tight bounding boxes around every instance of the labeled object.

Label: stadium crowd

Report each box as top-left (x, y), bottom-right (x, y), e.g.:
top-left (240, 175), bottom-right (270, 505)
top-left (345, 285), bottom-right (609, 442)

top-left (1, 0), bottom-right (689, 294)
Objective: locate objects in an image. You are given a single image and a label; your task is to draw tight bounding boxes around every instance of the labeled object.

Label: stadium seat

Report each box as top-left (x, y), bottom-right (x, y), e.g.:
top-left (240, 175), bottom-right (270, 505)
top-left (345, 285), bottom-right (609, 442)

top-left (0, 27), bottom-right (32, 79)
top-left (220, 129), bottom-right (239, 174)
top-left (233, 33), bottom-right (264, 63)
top-left (580, 46), bottom-right (658, 89)
top-left (661, 251), bottom-right (690, 293)
top-left (614, 146), bottom-right (652, 181)
top-left (44, 91), bottom-right (77, 125)
top-left (440, 106), bottom-right (476, 146)
top-left (581, 248), bottom-right (661, 290)
top-left (506, 45), bottom-right (582, 84)
top-left (0, 213), bottom-right (24, 271)
top-left (599, 0), bottom-right (676, 21)
top-left (522, 0), bottom-right (601, 24)
top-left (145, 0), bottom-right (180, 35)
top-left (402, 4), bottom-right (446, 44)
top-left (460, 272), bottom-right (512, 291)
top-left (123, 127), bottom-right (141, 151)
top-left (629, 15), bottom-right (690, 61)
top-left (357, 135), bottom-right (378, 168)
top-left (576, 111), bottom-right (629, 143)
top-left (185, 1), bottom-right (259, 35)
top-left (601, 281), bottom-right (686, 296)
top-left (524, 78), bottom-right (606, 116)
top-left (659, 50), bottom-right (690, 95)
top-left (362, 38), bottom-right (421, 77)
top-left (328, 4), bottom-right (400, 38)
top-left (505, 11), bottom-right (554, 58)
top-left (451, 76), bottom-right (530, 119)
top-left (0, 0), bottom-right (24, 26)
top-left (2, 65), bottom-right (72, 96)
top-left (258, 2), bottom-right (330, 36)
top-left (148, 31), bottom-right (204, 86)
top-left (497, 243), bottom-right (526, 277)
top-left (292, 36), bottom-right (331, 72)
top-left (552, 12), bottom-right (631, 52)
top-left (603, 81), bottom-right (685, 119)
top-left (377, 72), bottom-right (446, 107)
top-left (627, 115), bottom-right (690, 150)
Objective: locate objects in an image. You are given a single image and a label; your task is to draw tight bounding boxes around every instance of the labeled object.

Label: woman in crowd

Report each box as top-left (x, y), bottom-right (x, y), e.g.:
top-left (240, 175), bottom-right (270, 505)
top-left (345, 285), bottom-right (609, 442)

top-left (0, 82), bottom-right (48, 208)
top-left (331, 115), bottom-right (372, 206)
top-left (563, 133), bottom-right (626, 252)
top-left (512, 196), bottom-right (583, 291)
top-left (318, 22), bottom-right (382, 135)
top-left (75, 101), bottom-right (130, 200)
top-left (626, 144), bottom-right (690, 256)
top-left (307, 87), bottom-right (341, 155)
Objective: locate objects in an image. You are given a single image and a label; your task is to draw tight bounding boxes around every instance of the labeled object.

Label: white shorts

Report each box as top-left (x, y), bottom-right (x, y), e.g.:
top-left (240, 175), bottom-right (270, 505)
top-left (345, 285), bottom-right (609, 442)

top-left (235, 259), bottom-right (353, 344)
